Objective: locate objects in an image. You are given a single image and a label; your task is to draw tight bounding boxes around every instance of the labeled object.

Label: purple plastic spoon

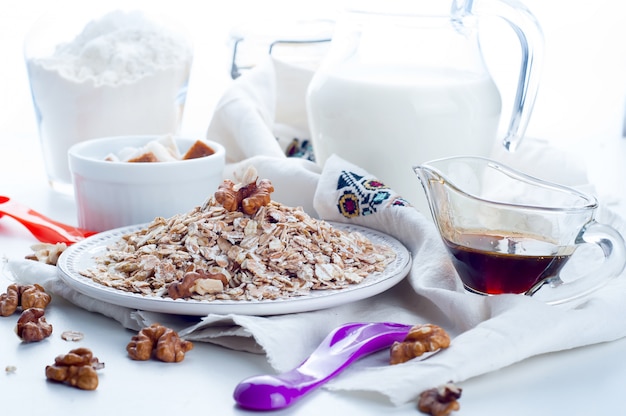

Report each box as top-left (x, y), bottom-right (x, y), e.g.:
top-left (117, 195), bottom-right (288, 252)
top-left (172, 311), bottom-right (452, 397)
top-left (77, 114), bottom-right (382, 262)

top-left (233, 321), bottom-right (413, 410)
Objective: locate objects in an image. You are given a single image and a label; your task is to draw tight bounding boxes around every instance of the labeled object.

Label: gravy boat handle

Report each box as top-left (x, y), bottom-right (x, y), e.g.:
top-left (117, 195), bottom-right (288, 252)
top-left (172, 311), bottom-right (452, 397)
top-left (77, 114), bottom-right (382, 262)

top-left (233, 321), bottom-right (413, 411)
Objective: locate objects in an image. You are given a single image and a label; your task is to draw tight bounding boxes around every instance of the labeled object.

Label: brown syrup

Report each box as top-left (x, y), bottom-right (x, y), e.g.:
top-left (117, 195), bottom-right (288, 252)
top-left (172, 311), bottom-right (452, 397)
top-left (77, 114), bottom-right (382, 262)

top-left (442, 232), bottom-right (572, 295)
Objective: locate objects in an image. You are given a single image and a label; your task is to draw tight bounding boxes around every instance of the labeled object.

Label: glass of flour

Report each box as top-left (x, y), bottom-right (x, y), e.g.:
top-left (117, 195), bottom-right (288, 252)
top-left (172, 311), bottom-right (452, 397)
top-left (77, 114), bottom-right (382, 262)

top-left (24, 10), bottom-right (193, 192)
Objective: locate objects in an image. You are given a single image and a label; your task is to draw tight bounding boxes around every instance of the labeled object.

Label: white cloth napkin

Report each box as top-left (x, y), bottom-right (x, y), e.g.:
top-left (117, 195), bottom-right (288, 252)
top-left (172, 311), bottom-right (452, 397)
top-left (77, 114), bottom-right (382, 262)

top-left (5, 57), bottom-right (626, 407)
top-left (206, 56), bottom-right (314, 164)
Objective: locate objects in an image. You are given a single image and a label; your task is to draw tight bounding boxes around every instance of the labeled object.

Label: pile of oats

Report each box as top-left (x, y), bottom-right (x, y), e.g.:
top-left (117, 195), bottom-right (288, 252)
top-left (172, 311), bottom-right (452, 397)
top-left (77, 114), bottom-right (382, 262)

top-left (80, 197), bottom-right (396, 302)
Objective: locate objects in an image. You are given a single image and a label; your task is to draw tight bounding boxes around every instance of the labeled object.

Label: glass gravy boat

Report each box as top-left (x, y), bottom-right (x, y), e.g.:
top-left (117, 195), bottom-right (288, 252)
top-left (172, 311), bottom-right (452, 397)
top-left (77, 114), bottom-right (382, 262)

top-left (414, 156), bottom-right (626, 304)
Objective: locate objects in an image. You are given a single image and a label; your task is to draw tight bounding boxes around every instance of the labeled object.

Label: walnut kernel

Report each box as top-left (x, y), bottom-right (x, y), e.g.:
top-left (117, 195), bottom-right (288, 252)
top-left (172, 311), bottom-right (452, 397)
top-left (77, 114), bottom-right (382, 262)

top-left (418, 382), bottom-right (462, 416)
top-left (390, 324), bottom-right (450, 365)
top-left (127, 323), bottom-right (193, 362)
top-left (15, 307), bottom-right (53, 342)
top-left (0, 283), bottom-right (51, 316)
top-left (45, 347), bottom-right (103, 390)
top-left (168, 269), bottom-right (228, 299)
top-left (214, 177), bottom-right (274, 215)
top-left (20, 284), bottom-right (52, 310)
top-left (0, 284), bottom-right (18, 316)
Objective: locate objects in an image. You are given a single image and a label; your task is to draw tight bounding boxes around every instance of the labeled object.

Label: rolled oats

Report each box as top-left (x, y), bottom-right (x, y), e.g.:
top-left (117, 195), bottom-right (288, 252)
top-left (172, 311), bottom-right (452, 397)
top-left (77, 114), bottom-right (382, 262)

top-left (80, 196), bottom-right (396, 302)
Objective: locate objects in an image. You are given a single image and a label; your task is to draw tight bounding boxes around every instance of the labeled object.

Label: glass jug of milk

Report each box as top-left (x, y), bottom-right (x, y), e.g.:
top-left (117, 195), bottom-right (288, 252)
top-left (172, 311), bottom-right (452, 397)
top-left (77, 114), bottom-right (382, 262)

top-left (306, 0), bottom-right (543, 213)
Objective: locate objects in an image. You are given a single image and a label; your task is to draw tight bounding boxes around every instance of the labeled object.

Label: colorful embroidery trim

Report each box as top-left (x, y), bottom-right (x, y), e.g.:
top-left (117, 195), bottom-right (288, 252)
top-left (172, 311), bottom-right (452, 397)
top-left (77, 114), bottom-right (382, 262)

top-left (336, 170), bottom-right (409, 218)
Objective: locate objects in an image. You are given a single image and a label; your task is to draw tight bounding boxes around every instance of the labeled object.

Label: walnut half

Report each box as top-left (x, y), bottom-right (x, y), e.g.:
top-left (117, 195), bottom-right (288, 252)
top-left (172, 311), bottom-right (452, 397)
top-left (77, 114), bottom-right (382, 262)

top-left (168, 269), bottom-right (228, 299)
top-left (418, 382), bottom-right (462, 416)
top-left (127, 323), bottom-right (193, 362)
top-left (45, 348), bottom-right (104, 390)
top-left (0, 283), bottom-right (51, 316)
top-left (389, 324), bottom-right (450, 365)
top-left (214, 177), bottom-right (274, 215)
top-left (16, 307), bottom-right (52, 342)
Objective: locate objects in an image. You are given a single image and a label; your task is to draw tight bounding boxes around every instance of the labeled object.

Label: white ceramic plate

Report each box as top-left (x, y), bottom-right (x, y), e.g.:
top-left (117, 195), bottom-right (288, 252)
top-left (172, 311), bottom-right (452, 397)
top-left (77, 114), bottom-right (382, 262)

top-left (57, 222), bottom-right (412, 316)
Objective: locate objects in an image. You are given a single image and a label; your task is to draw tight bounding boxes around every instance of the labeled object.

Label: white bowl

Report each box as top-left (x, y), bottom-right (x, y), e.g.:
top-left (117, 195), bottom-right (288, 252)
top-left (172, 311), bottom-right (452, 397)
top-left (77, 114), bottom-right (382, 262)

top-left (68, 135), bottom-right (225, 232)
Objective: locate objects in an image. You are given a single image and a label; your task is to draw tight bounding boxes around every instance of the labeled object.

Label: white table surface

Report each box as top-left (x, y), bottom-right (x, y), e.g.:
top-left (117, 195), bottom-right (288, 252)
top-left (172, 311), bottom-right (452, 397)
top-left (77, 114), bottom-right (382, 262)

top-left (2, 1), bottom-right (626, 415)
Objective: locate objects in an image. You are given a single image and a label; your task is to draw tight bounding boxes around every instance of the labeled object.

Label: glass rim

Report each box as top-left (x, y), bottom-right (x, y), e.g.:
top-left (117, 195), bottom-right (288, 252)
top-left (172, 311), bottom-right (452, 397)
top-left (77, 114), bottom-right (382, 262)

top-left (414, 155), bottom-right (599, 213)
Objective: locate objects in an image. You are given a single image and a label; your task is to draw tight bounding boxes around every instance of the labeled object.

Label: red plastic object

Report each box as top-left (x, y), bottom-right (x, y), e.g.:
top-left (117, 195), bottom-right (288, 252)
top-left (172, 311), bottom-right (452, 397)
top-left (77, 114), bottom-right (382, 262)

top-left (0, 195), bottom-right (97, 244)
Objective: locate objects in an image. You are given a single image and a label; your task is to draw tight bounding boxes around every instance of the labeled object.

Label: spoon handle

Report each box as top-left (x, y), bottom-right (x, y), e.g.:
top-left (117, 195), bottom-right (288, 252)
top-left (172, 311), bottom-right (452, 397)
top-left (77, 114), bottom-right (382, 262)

top-left (0, 196), bottom-right (96, 244)
top-left (233, 322), bottom-right (412, 410)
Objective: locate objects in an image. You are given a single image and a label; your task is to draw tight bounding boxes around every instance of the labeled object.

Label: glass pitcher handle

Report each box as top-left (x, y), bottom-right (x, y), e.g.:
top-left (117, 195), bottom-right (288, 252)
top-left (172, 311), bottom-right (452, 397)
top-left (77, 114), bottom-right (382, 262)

top-left (532, 221), bottom-right (626, 305)
top-left (469, 0), bottom-right (544, 152)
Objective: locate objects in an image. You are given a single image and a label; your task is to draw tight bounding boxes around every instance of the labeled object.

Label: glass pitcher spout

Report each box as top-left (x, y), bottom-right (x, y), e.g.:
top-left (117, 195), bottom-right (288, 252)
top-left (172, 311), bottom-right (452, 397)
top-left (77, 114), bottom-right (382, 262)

top-left (454, 0), bottom-right (544, 152)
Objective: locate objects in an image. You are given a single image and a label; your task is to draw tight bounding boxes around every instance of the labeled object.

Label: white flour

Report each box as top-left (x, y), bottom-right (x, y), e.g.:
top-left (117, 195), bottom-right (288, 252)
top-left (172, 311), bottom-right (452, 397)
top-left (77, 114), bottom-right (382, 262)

top-left (26, 10), bottom-right (193, 187)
